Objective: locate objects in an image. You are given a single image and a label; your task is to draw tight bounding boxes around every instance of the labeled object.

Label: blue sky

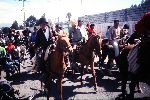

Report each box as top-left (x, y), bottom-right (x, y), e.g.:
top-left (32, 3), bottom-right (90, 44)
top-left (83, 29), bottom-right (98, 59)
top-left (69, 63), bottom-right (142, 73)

top-left (0, 0), bottom-right (142, 25)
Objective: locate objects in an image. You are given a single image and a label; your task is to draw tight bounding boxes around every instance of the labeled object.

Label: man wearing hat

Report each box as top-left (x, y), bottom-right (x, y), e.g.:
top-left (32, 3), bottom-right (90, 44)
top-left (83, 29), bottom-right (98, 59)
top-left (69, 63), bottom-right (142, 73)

top-left (35, 17), bottom-right (52, 50)
top-left (34, 17), bottom-right (52, 73)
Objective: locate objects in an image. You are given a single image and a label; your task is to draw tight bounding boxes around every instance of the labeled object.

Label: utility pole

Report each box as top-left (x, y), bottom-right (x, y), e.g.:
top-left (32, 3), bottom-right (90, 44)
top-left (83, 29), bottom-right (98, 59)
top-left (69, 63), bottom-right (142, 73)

top-left (19, 0), bottom-right (26, 28)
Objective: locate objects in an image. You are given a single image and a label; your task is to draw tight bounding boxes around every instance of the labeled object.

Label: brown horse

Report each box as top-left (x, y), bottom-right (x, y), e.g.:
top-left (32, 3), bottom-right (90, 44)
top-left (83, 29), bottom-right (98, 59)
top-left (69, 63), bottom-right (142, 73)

top-left (79, 34), bottom-right (101, 91)
top-left (45, 34), bottom-right (72, 100)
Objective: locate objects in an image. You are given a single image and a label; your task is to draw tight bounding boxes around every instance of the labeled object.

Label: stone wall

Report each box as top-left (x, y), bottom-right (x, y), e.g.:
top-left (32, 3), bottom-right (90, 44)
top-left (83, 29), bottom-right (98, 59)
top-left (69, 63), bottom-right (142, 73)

top-left (78, 1), bottom-right (150, 37)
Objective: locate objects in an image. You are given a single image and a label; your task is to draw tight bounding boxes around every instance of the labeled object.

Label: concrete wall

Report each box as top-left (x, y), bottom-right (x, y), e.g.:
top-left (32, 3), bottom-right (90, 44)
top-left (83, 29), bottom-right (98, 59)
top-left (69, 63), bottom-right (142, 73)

top-left (78, 1), bottom-right (150, 37)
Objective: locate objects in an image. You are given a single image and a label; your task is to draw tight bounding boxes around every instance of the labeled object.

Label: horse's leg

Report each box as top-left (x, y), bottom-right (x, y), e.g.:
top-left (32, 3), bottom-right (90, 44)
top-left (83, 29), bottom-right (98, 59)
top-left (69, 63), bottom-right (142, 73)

top-left (71, 62), bottom-right (75, 79)
top-left (129, 75), bottom-right (138, 99)
top-left (86, 65), bottom-right (89, 73)
top-left (99, 45), bottom-right (107, 69)
top-left (80, 64), bottom-right (84, 86)
top-left (58, 75), bottom-right (63, 100)
top-left (47, 73), bottom-right (51, 100)
top-left (136, 81), bottom-right (142, 93)
top-left (90, 62), bottom-right (97, 91)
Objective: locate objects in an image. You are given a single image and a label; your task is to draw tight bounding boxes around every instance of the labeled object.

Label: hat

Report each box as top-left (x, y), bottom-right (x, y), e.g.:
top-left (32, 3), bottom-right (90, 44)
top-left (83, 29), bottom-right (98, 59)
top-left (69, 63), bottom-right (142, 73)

top-left (123, 24), bottom-right (129, 29)
top-left (135, 12), bottom-right (150, 33)
top-left (90, 24), bottom-right (95, 27)
top-left (38, 17), bottom-right (48, 25)
top-left (55, 24), bottom-right (62, 29)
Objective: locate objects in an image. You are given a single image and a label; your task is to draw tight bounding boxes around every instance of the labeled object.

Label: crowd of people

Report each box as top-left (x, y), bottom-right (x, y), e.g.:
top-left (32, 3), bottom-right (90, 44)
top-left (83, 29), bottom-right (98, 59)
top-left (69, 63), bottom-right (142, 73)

top-left (0, 12), bottom-right (150, 99)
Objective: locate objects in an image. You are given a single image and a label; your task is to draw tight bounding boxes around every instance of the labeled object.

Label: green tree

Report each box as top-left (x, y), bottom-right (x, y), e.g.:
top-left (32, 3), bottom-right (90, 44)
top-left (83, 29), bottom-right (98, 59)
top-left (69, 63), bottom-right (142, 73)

top-left (25, 15), bottom-right (37, 27)
top-left (66, 12), bottom-right (72, 22)
top-left (141, 0), bottom-right (145, 4)
top-left (66, 12), bottom-right (72, 28)
top-left (2, 27), bottom-right (11, 34)
top-left (11, 20), bottom-right (19, 30)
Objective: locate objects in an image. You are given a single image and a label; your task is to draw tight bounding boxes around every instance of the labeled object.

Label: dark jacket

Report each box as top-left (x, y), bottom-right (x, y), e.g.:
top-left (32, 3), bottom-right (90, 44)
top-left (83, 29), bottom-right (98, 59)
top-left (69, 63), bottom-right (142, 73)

top-left (35, 28), bottom-right (51, 50)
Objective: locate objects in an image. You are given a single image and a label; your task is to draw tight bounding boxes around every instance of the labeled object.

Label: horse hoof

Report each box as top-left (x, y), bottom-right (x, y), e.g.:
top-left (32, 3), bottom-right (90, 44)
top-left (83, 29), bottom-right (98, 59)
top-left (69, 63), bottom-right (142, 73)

top-left (60, 96), bottom-right (63, 100)
top-left (94, 87), bottom-right (98, 92)
top-left (81, 82), bottom-right (83, 86)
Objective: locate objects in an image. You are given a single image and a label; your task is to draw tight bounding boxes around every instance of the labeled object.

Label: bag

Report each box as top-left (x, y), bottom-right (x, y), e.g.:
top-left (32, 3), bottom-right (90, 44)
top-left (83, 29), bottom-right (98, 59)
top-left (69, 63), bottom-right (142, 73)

top-left (127, 43), bottom-right (140, 74)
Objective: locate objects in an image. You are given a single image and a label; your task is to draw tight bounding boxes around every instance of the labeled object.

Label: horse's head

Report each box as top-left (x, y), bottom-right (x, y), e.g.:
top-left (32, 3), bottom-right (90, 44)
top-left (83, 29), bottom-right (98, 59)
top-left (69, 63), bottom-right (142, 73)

top-left (90, 35), bottom-right (101, 56)
top-left (57, 35), bottom-right (73, 53)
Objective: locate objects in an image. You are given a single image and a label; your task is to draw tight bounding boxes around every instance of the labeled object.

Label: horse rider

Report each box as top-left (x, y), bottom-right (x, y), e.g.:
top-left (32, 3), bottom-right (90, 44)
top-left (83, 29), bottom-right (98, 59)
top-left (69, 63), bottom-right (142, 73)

top-left (107, 19), bottom-right (122, 74)
top-left (69, 19), bottom-right (83, 48)
top-left (87, 24), bottom-right (97, 38)
top-left (34, 17), bottom-right (52, 73)
top-left (54, 24), bottom-right (67, 37)
top-left (77, 20), bottom-right (88, 43)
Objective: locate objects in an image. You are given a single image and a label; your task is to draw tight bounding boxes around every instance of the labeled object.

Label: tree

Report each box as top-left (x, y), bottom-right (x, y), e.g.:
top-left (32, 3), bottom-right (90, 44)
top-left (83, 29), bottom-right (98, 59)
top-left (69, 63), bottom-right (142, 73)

top-left (141, 0), bottom-right (145, 4)
top-left (66, 12), bottom-right (72, 28)
top-left (2, 27), bottom-right (11, 34)
top-left (25, 15), bottom-right (37, 27)
top-left (11, 20), bottom-right (19, 30)
top-left (66, 12), bottom-right (72, 22)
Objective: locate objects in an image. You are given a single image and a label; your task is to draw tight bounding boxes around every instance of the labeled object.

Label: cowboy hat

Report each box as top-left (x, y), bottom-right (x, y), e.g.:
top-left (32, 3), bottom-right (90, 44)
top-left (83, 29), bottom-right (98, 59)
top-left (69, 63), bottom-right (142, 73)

top-left (38, 17), bottom-right (48, 25)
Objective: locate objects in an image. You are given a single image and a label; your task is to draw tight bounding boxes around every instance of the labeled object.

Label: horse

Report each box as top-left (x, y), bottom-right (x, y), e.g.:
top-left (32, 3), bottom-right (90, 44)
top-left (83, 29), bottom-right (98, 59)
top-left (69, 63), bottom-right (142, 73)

top-left (117, 31), bottom-right (150, 99)
top-left (79, 34), bottom-right (101, 91)
top-left (44, 34), bottom-right (72, 100)
top-left (128, 33), bottom-right (150, 99)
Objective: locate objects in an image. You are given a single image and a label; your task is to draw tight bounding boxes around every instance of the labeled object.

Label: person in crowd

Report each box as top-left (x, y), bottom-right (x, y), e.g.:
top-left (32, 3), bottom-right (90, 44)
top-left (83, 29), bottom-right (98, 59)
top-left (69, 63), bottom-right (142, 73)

top-left (85, 22), bottom-right (90, 32)
top-left (30, 27), bottom-right (37, 43)
top-left (14, 31), bottom-right (20, 46)
top-left (35, 18), bottom-right (52, 50)
top-left (106, 19), bottom-right (122, 74)
top-left (0, 41), bottom-right (6, 79)
top-left (117, 23), bottom-right (134, 99)
top-left (87, 24), bottom-right (97, 38)
top-left (54, 24), bottom-right (66, 37)
top-left (77, 20), bottom-right (88, 42)
top-left (7, 29), bottom-right (14, 43)
top-left (34, 17), bottom-right (52, 73)
top-left (6, 42), bottom-right (15, 57)
top-left (128, 12), bottom-right (150, 99)
top-left (120, 24), bottom-right (130, 44)
top-left (108, 19), bottom-right (121, 43)
top-left (22, 29), bottom-right (30, 49)
top-left (25, 28), bottom-right (31, 37)
top-left (0, 33), bottom-right (6, 47)
top-left (69, 19), bottom-right (82, 47)
top-left (99, 26), bottom-right (111, 66)
top-left (105, 26), bottom-right (111, 39)
top-left (28, 27), bottom-right (37, 60)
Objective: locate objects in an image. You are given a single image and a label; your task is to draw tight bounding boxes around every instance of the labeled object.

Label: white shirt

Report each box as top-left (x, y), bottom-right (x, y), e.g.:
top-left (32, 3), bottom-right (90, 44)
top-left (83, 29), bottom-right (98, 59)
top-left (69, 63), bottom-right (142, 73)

top-left (108, 26), bottom-right (121, 40)
top-left (44, 26), bottom-right (49, 41)
top-left (77, 25), bottom-right (88, 41)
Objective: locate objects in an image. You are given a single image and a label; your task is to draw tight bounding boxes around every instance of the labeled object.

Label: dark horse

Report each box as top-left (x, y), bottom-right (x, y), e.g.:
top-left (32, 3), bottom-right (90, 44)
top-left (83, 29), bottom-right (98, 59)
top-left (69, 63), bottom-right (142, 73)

top-left (79, 34), bottom-right (101, 91)
top-left (44, 34), bottom-right (72, 100)
top-left (118, 31), bottom-right (150, 99)
top-left (128, 32), bottom-right (150, 99)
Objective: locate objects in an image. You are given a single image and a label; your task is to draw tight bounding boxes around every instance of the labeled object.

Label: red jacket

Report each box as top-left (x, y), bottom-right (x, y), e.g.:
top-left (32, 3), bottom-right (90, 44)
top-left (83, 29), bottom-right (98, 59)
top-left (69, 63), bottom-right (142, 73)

top-left (7, 43), bottom-right (15, 54)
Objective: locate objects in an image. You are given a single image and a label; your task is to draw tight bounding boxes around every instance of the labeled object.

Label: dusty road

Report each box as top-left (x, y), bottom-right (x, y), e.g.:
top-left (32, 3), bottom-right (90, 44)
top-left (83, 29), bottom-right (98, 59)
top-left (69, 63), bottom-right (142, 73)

top-left (1, 54), bottom-right (150, 100)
